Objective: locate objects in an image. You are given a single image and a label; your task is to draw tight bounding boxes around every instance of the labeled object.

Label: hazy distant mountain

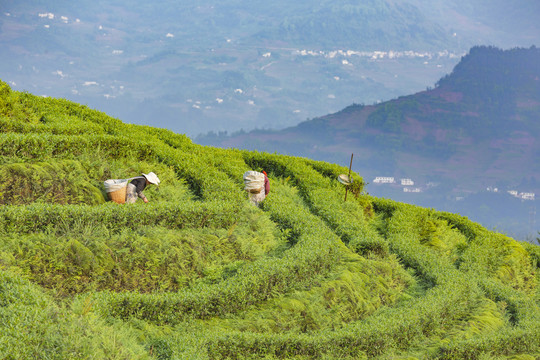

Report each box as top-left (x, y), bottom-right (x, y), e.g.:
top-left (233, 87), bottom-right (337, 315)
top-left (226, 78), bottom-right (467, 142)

top-left (199, 46), bottom-right (540, 177)
top-left (198, 46), bottom-right (540, 240)
top-left (408, 0), bottom-right (540, 46)
top-left (251, 1), bottom-right (454, 50)
top-left (1, 0), bottom-right (538, 136)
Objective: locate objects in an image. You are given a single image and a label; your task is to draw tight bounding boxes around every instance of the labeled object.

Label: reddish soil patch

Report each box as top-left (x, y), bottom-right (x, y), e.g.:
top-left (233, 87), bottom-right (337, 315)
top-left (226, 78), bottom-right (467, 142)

top-left (432, 88), bottom-right (463, 103)
top-left (401, 117), bottom-right (426, 140)
top-left (327, 105), bottom-right (375, 129)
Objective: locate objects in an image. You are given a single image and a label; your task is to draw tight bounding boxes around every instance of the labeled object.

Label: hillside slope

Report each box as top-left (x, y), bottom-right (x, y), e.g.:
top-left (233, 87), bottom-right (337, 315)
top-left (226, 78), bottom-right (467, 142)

top-left (1, 81), bottom-right (539, 359)
top-left (198, 46), bottom-right (540, 240)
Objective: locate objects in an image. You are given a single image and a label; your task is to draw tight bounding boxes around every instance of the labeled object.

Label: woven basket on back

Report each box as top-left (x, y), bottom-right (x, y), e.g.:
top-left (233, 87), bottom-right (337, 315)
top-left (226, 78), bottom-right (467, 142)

top-left (104, 179), bottom-right (129, 204)
top-left (108, 187), bottom-right (127, 204)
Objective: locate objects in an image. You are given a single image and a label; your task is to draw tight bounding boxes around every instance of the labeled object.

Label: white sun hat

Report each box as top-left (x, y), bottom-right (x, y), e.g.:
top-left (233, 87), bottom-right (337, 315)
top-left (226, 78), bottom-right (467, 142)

top-left (142, 172), bottom-right (160, 185)
top-left (338, 174), bottom-right (353, 185)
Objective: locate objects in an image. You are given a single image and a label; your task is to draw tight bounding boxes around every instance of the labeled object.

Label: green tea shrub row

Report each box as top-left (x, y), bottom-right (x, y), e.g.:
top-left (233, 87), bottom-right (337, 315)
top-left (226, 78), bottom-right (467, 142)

top-left (0, 159), bottom-right (104, 205)
top-left (432, 211), bottom-right (537, 293)
top-left (435, 210), bottom-right (489, 241)
top-left (0, 82), bottom-right (42, 124)
top-left (3, 87), bottom-right (124, 133)
top-left (458, 233), bottom-right (536, 293)
top-left (3, 86), bottom-right (193, 153)
top-left (0, 270), bottom-right (148, 359)
top-left (306, 158), bottom-right (351, 179)
top-left (521, 241), bottom-right (540, 269)
top-left (203, 147), bottom-right (252, 181)
top-left (0, 115), bottom-right (106, 136)
top-left (155, 145), bottom-right (245, 202)
top-left (0, 205), bottom-right (281, 294)
top-left (373, 198), bottom-right (537, 292)
top-left (437, 321), bottom-right (540, 359)
top-left (144, 125), bottom-right (193, 151)
top-left (0, 133), bottom-right (159, 163)
top-left (0, 201), bottom-right (239, 234)
top-left (383, 205), bottom-right (474, 286)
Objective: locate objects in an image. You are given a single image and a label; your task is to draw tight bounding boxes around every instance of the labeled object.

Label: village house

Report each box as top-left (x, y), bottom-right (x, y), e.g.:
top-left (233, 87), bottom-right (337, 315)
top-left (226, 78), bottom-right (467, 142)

top-left (373, 177), bottom-right (395, 184)
top-left (401, 178), bottom-right (414, 186)
top-left (508, 190), bottom-right (535, 201)
top-left (403, 187), bottom-right (422, 193)
top-left (519, 192), bottom-right (535, 201)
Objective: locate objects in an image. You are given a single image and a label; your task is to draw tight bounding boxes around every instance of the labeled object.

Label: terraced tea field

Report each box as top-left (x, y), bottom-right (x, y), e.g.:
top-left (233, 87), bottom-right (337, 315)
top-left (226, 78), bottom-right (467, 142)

top-left (1, 80), bottom-right (539, 359)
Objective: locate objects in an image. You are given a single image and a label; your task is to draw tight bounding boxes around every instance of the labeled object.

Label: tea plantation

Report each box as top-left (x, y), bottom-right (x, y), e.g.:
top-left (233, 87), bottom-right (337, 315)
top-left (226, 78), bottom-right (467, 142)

top-left (1, 80), bottom-right (539, 359)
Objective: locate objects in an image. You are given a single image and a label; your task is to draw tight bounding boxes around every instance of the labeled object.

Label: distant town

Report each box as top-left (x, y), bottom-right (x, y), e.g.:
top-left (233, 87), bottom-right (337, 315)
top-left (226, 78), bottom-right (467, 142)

top-left (372, 177), bottom-right (536, 201)
top-left (372, 177), bottom-right (426, 194)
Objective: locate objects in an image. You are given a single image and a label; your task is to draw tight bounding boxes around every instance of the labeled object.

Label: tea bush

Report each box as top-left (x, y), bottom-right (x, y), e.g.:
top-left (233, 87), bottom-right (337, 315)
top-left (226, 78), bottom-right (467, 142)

top-left (0, 270), bottom-right (149, 359)
top-left (0, 80), bottom-right (538, 359)
top-left (0, 159), bottom-right (105, 205)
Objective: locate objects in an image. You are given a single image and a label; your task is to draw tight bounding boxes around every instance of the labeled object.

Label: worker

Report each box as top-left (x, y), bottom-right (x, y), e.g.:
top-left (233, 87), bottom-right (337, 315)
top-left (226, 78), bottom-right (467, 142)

top-left (126, 172), bottom-right (160, 204)
top-left (243, 170), bottom-right (268, 207)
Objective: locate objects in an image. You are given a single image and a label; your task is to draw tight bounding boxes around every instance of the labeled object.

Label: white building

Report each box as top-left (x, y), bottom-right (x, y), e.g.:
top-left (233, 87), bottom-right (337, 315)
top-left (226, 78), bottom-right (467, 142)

top-left (401, 178), bottom-right (414, 186)
top-left (403, 187), bottom-right (422, 193)
top-left (508, 190), bottom-right (535, 201)
top-left (519, 192), bottom-right (535, 201)
top-left (373, 177), bottom-right (395, 184)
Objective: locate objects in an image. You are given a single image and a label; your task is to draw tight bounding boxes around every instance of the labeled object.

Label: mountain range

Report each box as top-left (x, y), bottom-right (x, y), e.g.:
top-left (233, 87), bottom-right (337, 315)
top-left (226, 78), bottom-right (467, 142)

top-left (198, 46), bottom-right (540, 240)
top-left (1, 0), bottom-right (539, 136)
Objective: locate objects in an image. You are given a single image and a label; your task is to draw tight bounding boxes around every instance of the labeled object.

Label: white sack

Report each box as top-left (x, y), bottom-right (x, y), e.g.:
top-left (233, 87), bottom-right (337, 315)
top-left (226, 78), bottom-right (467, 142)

top-left (104, 179), bottom-right (129, 193)
top-left (243, 171), bottom-right (265, 191)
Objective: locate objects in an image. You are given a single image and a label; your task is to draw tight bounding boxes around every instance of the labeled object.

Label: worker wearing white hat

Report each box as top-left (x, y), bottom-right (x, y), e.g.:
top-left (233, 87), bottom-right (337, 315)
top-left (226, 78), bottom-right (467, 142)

top-left (125, 172), bottom-right (160, 204)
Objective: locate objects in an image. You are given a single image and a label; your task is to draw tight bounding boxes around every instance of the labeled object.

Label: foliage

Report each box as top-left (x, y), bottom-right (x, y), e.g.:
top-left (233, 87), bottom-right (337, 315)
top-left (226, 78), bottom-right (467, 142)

top-left (0, 81), bottom-right (538, 358)
top-left (0, 160), bottom-right (105, 205)
top-left (0, 271), bottom-right (150, 359)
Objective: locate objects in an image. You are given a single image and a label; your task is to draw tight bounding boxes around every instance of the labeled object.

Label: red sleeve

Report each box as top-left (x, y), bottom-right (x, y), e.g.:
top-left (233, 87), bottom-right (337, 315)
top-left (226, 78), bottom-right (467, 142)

top-left (264, 175), bottom-right (270, 195)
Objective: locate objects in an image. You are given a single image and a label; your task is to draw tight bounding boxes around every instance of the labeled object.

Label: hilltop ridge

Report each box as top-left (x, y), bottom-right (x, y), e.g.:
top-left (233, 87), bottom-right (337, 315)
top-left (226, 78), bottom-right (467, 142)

top-left (0, 81), bottom-right (539, 359)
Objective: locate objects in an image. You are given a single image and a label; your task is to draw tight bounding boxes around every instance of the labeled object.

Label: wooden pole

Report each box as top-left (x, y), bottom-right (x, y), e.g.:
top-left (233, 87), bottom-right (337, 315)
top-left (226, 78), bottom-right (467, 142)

top-left (344, 153), bottom-right (354, 201)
